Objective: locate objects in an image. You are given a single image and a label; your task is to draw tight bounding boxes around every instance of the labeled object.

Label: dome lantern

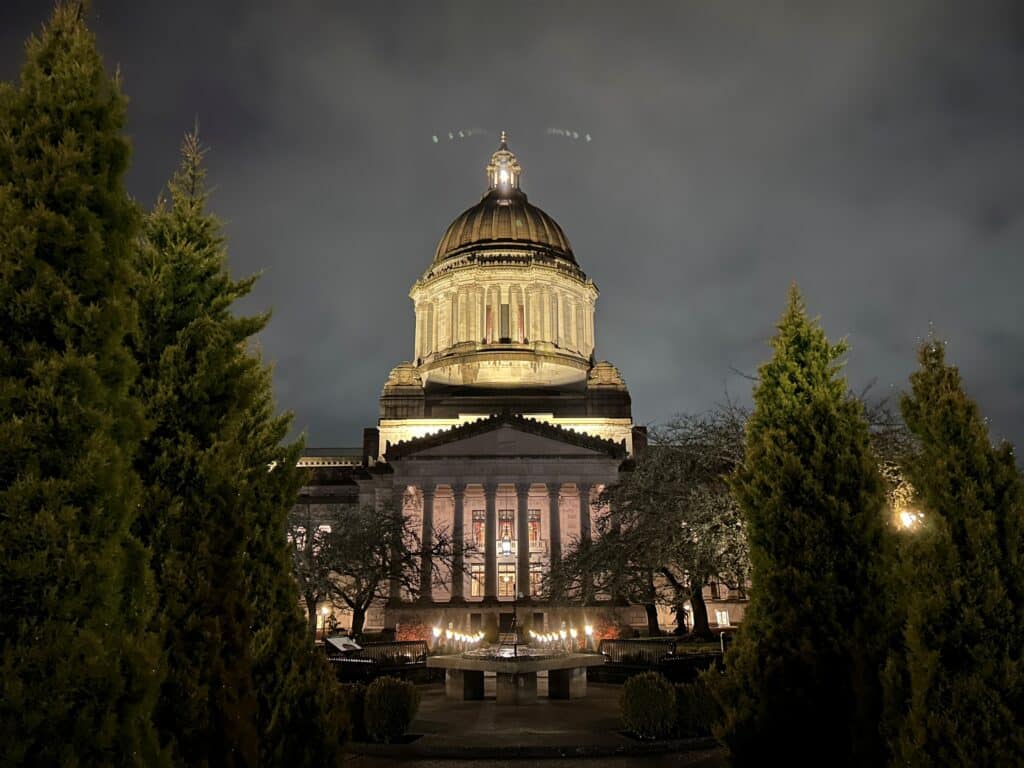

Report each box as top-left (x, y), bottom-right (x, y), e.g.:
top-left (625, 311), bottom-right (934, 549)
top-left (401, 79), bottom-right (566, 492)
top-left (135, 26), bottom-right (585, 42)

top-left (432, 132), bottom-right (575, 266)
top-left (485, 130), bottom-right (521, 195)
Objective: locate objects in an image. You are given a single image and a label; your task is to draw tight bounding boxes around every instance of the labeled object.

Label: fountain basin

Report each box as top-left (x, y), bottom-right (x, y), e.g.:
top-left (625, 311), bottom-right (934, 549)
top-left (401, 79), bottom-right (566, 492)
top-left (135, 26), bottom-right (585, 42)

top-left (427, 650), bottom-right (605, 704)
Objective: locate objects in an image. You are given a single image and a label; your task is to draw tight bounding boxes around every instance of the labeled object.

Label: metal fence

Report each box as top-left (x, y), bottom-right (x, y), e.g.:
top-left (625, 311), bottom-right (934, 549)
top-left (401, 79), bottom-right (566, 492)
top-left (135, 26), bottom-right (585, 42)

top-left (592, 639), bottom-right (721, 684)
top-left (598, 639), bottom-right (677, 664)
top-left (328, 640), bottom-right (433, 683)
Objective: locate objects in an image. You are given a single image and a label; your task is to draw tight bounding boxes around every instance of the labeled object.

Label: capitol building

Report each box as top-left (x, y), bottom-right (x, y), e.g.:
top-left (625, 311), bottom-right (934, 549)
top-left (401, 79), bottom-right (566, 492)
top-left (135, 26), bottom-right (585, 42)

top-left (298, 135), bottom-right (661, 637)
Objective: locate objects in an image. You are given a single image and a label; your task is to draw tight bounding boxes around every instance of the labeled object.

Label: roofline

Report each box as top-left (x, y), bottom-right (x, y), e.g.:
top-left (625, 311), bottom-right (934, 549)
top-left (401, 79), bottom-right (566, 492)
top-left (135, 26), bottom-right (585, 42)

top-left (385, 410), bottom-right (627, 461)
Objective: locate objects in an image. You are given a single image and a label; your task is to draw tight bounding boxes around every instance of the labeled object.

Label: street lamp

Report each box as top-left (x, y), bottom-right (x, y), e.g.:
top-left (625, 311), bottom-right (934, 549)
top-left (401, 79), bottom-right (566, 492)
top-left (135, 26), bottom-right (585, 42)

top-left (319, 605), bottom-right (330, 641)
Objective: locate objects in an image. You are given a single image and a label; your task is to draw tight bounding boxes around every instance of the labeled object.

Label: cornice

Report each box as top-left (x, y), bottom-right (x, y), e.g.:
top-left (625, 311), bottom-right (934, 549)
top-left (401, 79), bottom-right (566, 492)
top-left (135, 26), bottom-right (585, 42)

top-left (385, 410), bottom-right (627, 461)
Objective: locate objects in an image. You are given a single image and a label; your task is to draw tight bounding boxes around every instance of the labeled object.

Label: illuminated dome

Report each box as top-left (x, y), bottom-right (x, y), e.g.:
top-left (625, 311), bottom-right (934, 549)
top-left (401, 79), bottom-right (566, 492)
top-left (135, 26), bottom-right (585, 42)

top-left (433, 132), bottom-right (575, 266)
top-left (408, 133), bottom-right (597, 390)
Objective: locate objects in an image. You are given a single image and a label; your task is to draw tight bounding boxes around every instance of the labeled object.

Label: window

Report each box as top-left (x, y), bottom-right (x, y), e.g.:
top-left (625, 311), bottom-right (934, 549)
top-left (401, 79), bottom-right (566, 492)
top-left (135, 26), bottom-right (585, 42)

top-left (500, 303), bottom-right (510, 341)
top-left (550, 297), bottom-right (559, 344)
top-left (470, 564), bottom-right (485, 598)
top-left (529, 563), bottom-right (544, 597)
top-left (498, 564), bottom-right (516, 597)
top-left (313, 524), bottom-right (331, 556)
top-left (517, 305), bottom-right (525, 342)
top-left (472, 510), bottom-right (485, 550)
top-left (528, 509), bottom-right (541, 545)
top-left (498, 510), bottom-right (514, 543)
top-left (715, 609), bottom-right (731, 627)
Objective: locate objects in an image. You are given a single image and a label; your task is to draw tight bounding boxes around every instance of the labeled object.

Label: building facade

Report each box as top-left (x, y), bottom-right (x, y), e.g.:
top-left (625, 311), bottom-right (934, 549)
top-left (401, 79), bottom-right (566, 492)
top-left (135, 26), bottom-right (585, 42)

top-left (297, 135), bottom-right (743, 638)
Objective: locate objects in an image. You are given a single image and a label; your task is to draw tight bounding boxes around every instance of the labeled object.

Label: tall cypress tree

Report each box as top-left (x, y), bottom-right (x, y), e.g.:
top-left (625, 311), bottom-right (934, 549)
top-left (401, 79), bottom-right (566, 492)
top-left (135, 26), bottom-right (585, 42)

top-left (890, 339), bottom-right (1024, 764)
top-left (135, 131), bottom-right (347, 765)
top-left (132, 131), bottom-right (263, 765)
top-left (713, 286), bottom-right (890, 766)
top-left (0, 3), bottom-right (162, 764)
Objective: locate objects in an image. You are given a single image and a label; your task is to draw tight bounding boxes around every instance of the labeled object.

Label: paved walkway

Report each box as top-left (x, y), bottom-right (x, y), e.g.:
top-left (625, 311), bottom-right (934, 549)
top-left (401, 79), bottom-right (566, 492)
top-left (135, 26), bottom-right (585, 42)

top-left (347, 677), bottom-right (726, 763)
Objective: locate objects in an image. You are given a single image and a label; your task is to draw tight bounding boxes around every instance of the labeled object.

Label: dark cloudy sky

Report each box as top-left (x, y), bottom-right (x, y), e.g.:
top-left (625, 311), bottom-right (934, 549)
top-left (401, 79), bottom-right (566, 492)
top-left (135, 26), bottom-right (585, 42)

top-left (3, 1), bottom-right (1023, 450)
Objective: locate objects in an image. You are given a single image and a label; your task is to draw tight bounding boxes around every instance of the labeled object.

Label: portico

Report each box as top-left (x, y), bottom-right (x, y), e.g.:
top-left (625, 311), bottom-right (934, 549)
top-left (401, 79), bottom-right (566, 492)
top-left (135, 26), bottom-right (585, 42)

top-left (385, 412), bottom-right (624, 610)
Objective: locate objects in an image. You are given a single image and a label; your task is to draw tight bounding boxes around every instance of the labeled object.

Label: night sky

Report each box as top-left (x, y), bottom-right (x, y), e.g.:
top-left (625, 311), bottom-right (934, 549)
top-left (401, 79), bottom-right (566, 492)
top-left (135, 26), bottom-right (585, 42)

top-left (3, 1), bottom-right (1023, 451)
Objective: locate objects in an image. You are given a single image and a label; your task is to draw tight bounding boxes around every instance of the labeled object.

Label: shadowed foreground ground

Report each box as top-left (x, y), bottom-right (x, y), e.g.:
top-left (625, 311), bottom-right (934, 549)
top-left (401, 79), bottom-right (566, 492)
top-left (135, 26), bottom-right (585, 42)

top-left (344, 677), bottom-right (728, 765)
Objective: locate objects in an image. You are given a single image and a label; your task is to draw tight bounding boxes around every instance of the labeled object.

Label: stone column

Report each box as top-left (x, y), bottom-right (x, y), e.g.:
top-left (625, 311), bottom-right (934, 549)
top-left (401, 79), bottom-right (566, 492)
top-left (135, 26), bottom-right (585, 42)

top-left (547, 483), bottom-right (562, 573)
top-left (577, 482), bottom-right (593, 603)
top-left (419, 485), bottom-right (434, 602)
top-left (577, 482), bottom-right (592, 542)
top-left (516, 483), bottom-right (531, 599)
top-left (451, 483), bottom-right (466, 601)
top-left (388, 484), bottom-right (404, 604)
top-left (484, 482), bottom-right (497, 599)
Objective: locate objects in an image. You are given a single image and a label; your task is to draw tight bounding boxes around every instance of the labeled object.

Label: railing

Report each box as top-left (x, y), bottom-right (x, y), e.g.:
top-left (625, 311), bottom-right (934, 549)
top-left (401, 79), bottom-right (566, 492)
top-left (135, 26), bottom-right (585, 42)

top-left (353, 641), bottom-right (428, 665)
top-left (328, 641), bottom-right (432, 683)
top-left (592, 638), bottom-right (721, 684)
top-left (598, 639), bottom-right (676, 664)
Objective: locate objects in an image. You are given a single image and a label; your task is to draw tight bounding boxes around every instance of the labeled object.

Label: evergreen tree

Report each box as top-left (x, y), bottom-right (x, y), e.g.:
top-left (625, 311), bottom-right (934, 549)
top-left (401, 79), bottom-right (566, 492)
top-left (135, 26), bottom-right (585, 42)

top-left (132, 131), bottom-right (263, 765)
top-left (889, 339), bottom-right (1024, 765)
top-left (245, 408), bottom-right (349, 766)
top-left (713, 286), bottom-right (890, 766)
top-left (135, 131), bottom-right (347, 765)
top-left (0, 4), bottom-right (162, 764)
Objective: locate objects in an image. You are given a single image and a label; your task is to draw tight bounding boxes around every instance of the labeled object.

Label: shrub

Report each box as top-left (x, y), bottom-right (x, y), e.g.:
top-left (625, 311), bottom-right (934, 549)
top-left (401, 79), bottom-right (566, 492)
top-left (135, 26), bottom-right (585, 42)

top-left (674, 678), bottom-right (719, 737)
top-left (364, 676), bottom-right (420, 743)
top-left (339, 683), bottom-right (367, 741)
top-left (620, 671), bottom-right (676, 739)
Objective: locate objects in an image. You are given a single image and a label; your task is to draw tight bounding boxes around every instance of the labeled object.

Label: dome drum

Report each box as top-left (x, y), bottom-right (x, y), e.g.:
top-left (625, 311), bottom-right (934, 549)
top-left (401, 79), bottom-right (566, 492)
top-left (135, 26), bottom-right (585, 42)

top-left (418, 345), bottom-right (592, 389)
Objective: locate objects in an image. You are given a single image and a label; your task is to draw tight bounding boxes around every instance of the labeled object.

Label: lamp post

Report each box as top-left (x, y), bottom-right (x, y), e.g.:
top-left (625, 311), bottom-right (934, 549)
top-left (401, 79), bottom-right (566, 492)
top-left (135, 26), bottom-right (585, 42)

top-left (319, 605), bottom-right (330, 641)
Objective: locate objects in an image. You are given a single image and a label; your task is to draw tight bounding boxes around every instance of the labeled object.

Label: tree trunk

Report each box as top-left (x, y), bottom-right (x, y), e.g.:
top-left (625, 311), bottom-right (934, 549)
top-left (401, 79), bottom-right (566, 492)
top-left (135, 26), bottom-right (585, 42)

top-left (351, 606), bottom-right (367, 637)
top-left (643, 603), bottom-right (660, 636)
top-left (689, 579), bottom-right (713, 640)
top-left (304, 594), bottom-right (318, 643)
top-left (674, 603), bottom-right (689, 635)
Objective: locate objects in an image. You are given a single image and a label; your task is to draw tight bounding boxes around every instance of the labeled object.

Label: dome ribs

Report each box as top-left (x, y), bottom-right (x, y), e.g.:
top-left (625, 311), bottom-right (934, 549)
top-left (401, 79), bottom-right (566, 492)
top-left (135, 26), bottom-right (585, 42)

top-left (523, 203), bottom-right (539, 243)
top-left (431, 154), bottom-right (575, 265)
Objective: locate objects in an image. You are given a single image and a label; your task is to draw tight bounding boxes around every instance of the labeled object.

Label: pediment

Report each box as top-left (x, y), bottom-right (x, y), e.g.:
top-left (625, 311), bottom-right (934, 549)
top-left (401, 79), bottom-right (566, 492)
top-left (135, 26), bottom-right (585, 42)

top-left (385, 412), bottom-right (626, 461)
top-left (416, 424), bottom-right (606, 457)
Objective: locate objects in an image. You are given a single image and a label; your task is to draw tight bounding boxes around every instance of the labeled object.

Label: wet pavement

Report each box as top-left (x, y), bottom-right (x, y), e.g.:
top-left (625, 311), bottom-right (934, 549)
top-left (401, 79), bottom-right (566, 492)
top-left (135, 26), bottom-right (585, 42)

top-left (345, 678), bottom-right (728, 765)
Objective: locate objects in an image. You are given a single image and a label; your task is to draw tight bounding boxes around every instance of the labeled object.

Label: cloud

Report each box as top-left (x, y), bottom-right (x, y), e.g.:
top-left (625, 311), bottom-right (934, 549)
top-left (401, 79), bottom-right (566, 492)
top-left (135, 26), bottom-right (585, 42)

top-left (2, 0), bottom-right (1022, 450)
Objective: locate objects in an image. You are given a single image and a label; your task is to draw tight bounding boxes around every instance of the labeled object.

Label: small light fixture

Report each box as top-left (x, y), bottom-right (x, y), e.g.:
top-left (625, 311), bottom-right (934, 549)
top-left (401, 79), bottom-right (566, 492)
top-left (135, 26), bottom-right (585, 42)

top-left (570, 628), bottom-right (578, 639)
top-left (320, 606), bottom-right (330, 616)
top-left (432, 626), bottom-right (442, 639)
top-left (501, 537), bottom-right (512, 556)
top-left (584, 624), bottom-right (593, 637)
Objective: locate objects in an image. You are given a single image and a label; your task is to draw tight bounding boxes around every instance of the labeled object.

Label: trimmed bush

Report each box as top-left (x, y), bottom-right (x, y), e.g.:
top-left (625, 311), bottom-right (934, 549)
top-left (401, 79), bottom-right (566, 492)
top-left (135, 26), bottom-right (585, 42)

top-left (339, 683), bottom-right (368, 741)
top-left (620, 671), bottom-right (676, 739)
top-left (364, 676), bottom-right (420, 743)
top-left (674, 679), bottom-right (719, 737)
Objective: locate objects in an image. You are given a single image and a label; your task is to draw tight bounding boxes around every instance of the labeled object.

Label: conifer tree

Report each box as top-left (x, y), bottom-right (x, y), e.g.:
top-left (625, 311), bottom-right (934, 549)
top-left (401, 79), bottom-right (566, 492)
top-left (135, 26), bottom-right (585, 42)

top-left (132, 131), bottom-right (263, 765)
top-left (0, 3), bottom-right (162, 764)
top-left (135, 131), bottom-right (347, 765)
top-left (889, 339), bottom-right (1024, 764)
top-left (713, 286), bottom-right (890, 766)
